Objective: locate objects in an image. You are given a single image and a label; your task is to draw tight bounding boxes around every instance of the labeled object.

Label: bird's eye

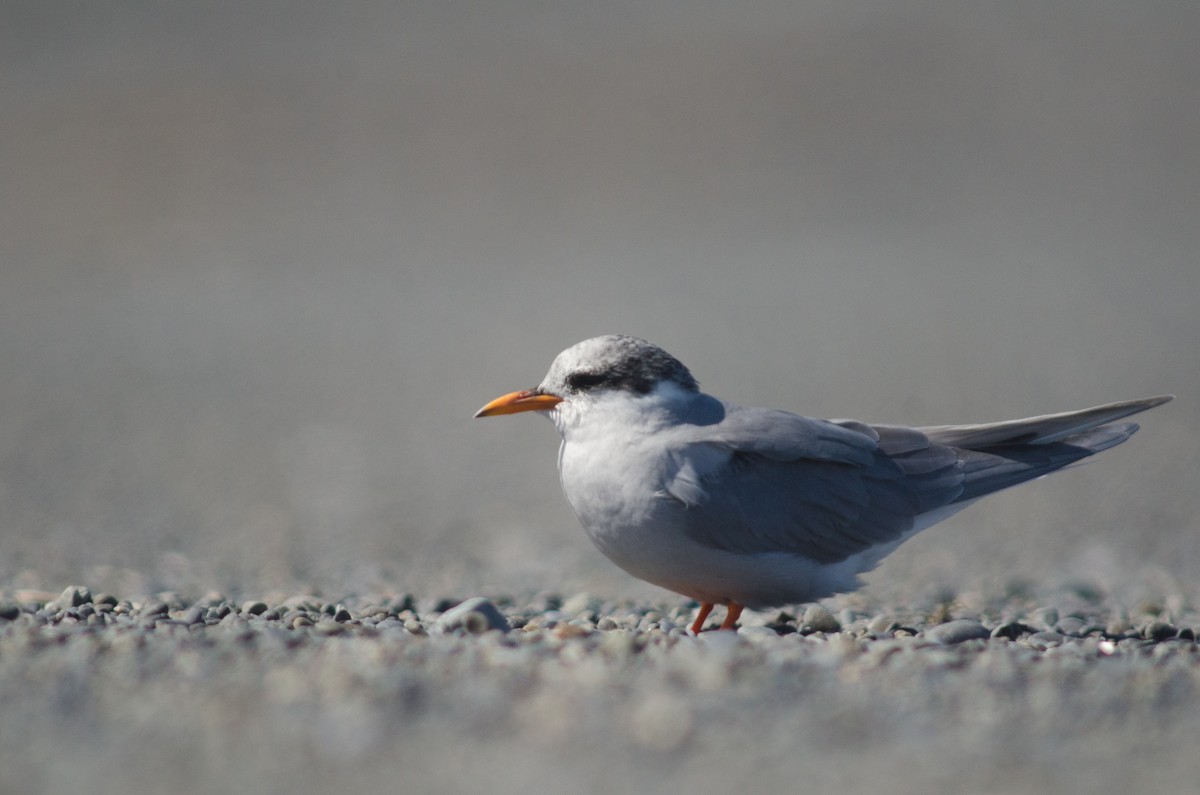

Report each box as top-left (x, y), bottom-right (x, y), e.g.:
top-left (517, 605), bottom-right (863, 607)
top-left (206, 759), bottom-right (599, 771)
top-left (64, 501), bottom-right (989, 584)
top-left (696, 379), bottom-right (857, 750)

top-left (566, 372), bottom-right (609, 391)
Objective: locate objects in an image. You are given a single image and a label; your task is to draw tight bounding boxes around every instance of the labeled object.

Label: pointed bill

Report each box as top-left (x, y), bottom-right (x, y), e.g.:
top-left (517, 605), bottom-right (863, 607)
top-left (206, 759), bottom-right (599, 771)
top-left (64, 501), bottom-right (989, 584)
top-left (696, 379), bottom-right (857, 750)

top-left (474, 390), bottom-right (563, 418)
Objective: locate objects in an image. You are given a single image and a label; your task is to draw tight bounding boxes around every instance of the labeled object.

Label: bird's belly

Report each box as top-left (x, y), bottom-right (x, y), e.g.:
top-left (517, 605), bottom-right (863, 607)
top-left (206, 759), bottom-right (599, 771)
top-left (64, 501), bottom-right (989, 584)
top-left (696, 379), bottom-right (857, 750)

top-left (561, 465), bottom-right (853, 608)
top-left (571, 491), bottom-right (727, 595)
top-left (557, 439), bottom-right (904, 608)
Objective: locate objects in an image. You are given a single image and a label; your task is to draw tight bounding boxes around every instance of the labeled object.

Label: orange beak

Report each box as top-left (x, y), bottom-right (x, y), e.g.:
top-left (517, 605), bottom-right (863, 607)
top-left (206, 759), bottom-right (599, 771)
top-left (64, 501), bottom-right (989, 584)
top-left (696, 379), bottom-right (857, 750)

top-left (474, 389), bottom-right (563, 418)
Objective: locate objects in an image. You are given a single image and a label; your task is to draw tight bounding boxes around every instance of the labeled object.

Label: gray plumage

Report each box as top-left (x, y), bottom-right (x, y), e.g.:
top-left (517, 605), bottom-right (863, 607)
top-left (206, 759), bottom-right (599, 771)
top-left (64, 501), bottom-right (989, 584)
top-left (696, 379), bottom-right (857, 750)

top-left (662, 396), bottom-right (1169, 566)
top-left (479, 334), bottom-right (1173, 611)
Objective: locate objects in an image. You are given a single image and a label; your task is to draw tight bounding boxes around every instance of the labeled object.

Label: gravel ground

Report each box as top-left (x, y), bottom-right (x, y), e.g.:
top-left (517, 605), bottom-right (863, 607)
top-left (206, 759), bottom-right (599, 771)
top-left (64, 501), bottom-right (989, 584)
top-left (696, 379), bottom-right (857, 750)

top-left (2, 582), bottom-right (1199, 795)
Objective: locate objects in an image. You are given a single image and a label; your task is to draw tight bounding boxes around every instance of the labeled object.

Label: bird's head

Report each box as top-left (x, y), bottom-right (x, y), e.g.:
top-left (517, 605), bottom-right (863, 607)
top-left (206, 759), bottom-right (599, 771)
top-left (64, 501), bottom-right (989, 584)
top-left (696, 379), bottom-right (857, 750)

top-left (474, 334), bottom-right (699, 419)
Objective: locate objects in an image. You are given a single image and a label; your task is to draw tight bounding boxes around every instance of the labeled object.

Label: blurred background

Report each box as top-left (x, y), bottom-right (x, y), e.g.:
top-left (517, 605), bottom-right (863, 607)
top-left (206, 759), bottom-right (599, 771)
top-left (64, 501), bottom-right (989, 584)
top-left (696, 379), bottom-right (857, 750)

top-left (2, 1), bottom-right (1196, 602)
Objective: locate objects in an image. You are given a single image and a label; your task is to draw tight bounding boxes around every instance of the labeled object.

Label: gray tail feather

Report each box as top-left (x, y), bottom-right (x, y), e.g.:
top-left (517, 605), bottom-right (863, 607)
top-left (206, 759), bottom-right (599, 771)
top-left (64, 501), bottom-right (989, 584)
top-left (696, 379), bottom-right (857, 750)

top-left (955, 421), bottom-right (1145, 503)
top-left (919, 394), bottom-right (1171, 503)
top-left (921, 395), bottom-right (1172, 449)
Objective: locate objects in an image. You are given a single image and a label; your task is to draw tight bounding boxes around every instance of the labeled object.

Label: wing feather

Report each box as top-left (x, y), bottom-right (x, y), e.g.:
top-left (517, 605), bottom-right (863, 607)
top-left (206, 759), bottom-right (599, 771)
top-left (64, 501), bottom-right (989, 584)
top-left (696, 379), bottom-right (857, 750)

top-left (920, 395), bottom-right (1172, 447)
top-left (664, 407), bottom-right (963, 564)
top-left (659, 397), bottom-right (1168, 565)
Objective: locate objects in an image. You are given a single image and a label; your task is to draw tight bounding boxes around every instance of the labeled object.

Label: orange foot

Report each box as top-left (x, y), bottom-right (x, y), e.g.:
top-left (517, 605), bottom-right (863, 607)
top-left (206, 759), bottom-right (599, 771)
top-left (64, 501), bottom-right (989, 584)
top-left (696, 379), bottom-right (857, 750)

top-left (690, 602), bottom-right (744, 634)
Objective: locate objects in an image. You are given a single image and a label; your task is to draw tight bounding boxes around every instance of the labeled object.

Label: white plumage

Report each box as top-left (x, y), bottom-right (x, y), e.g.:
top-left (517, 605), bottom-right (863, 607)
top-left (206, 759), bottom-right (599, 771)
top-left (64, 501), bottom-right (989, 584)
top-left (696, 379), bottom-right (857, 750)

top-left (476, 334), bottom-right (1172, 632)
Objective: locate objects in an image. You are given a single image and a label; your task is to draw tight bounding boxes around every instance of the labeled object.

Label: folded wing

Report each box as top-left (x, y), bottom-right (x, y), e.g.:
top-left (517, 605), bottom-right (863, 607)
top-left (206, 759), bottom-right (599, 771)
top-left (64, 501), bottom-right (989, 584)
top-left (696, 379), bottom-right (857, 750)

top-left (666, 396), bottom-right (1171, 564)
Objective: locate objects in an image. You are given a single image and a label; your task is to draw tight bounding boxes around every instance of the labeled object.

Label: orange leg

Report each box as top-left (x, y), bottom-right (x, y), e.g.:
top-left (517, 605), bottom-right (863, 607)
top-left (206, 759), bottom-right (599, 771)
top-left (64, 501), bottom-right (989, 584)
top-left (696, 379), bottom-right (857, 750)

top-left (719, 602), bottom-right (744, 631)
top-left (690, 602), bottom-right (714, 634)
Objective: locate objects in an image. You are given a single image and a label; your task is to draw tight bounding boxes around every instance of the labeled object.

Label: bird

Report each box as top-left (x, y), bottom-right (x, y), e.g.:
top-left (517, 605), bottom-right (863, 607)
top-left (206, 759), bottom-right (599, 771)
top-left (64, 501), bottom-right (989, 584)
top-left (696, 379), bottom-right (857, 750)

top-left (474, 334), bottom-right (1172, 634)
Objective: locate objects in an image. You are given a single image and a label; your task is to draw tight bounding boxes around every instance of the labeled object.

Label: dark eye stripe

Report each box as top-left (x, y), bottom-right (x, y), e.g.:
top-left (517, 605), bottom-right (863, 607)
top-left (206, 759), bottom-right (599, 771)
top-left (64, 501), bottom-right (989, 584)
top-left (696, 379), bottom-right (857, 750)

top-left (566, 372), bottom-right (609, 391)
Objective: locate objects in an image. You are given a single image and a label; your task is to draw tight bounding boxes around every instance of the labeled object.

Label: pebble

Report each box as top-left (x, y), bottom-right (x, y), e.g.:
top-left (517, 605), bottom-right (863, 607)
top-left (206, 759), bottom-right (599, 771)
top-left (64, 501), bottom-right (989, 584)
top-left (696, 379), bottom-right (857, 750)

top-left (59, 585), bottom-right (92, 607)
top-left (181, 606), bottom-right (206, 625)
top-left (220, 613), bottom-right (250, 630)
top-left (139, 614), bottom-right (162, 630)
top-left (802, 605), bottom-right (842, 633)
top-left (1144, 622), bottom-right (1178, 642)
top-left (1025, 631), bottom-right (1065, 650)
top-left (552, 623), bottom-right (591, 640)
top-left (865, 636), bottom-right (934, 664)
top-left (991, 621), bottom-right (1032, 640)
top-left (738, 626), bottom-right (780, 641)
top-left (433, 597), bottom-right (509, 635)
top-left (1106, 617), bottom-right (1131, 636)
top-left (559, 592), bottom-right (596, 616)
top-left (1055, 616), bottom-right (1092, 636)
top-left (868, 615), bottom-right (898, 634)
top-left (926, 619), bottom-right (991, 645)
top-left (141, 600), bottom-right (170, 617)
top-left (241, 600), bottom-right (269, 616)
top-left (313, 620), bottom-right (346, 636)
top-left (599, 630), bottom-right (640, 660)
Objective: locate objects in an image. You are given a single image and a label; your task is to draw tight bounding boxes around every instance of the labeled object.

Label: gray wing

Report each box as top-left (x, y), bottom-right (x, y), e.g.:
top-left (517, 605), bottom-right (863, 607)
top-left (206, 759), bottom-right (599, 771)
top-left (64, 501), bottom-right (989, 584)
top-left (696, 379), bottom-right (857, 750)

top-left (664, 396), bottom-right (1171, 564)
top-left (665, 407), bottom-right (964, 564)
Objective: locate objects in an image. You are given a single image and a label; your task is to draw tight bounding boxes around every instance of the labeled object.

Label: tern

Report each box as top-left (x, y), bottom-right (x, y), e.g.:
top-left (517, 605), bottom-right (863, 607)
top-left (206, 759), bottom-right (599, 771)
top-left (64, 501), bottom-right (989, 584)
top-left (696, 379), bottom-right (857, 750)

top-left (475, 335), bottom-right (1172, 634)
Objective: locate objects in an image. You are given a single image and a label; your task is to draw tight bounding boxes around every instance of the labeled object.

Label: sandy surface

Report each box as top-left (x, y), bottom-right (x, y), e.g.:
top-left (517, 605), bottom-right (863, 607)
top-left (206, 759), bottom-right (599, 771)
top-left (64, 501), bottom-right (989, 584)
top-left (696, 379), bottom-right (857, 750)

top-left (2, 582), bottom-right (1198, 795)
